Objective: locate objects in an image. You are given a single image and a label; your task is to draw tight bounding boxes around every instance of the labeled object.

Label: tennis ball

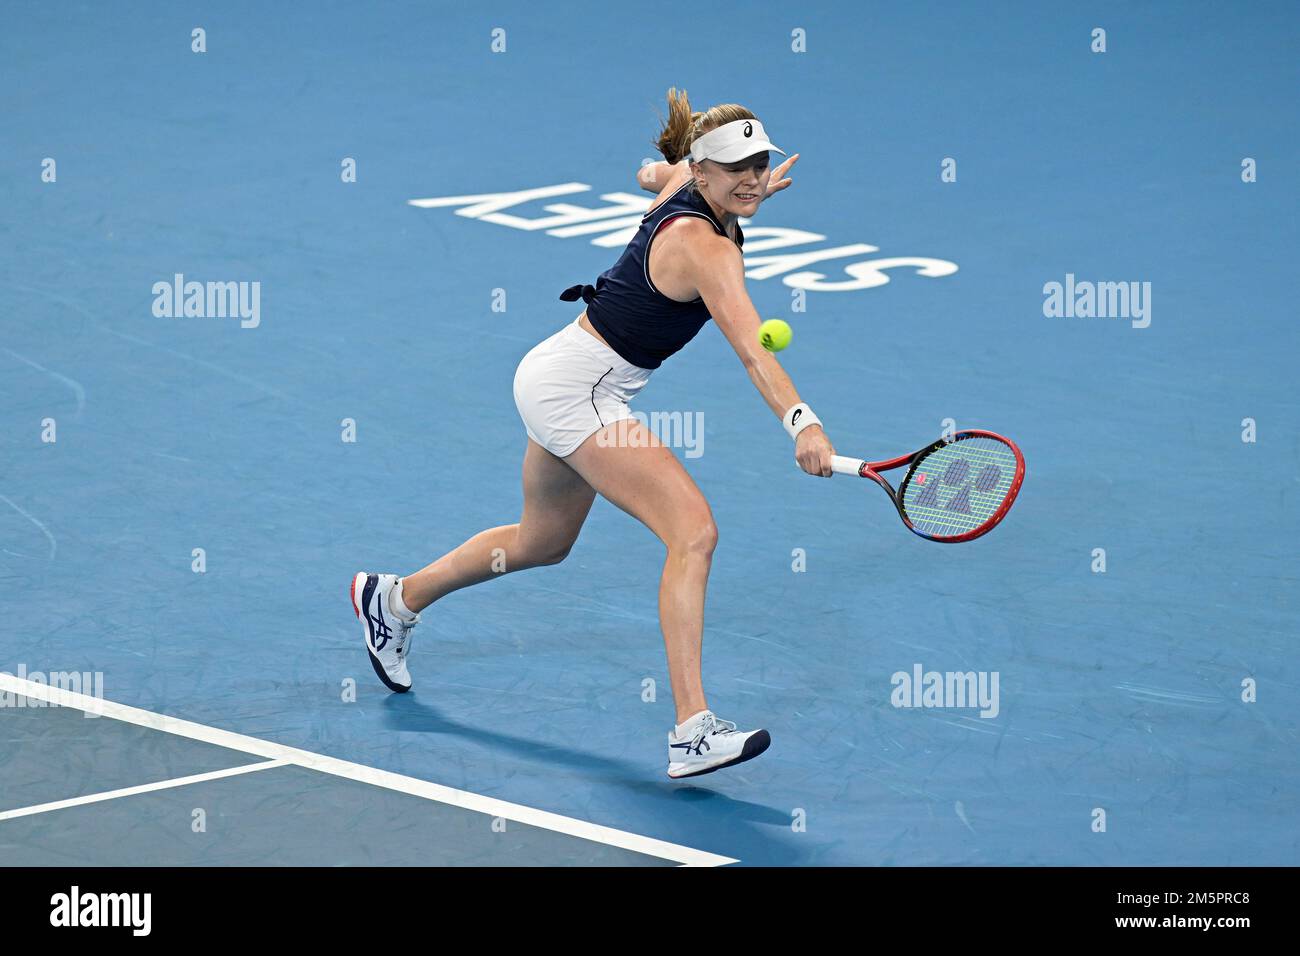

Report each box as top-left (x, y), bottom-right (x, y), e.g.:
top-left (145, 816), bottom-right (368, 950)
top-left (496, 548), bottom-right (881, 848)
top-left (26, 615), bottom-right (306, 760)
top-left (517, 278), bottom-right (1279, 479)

top-left (758, 319), bottom-right (792, 352)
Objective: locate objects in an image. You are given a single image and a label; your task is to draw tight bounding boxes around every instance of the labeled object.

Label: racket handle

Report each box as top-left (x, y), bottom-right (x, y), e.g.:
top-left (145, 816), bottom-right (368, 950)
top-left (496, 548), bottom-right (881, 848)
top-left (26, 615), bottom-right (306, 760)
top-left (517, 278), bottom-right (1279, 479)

top-left (830, 455), bottom-right (866, 477)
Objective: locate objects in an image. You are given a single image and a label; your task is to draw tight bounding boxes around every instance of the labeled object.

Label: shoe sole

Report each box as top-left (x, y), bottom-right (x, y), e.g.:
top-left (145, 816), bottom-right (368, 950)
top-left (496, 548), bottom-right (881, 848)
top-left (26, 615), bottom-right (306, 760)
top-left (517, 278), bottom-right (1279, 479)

top-left (667, 729), bottom-right (771, 779)
top-left (351, 572), bottom-right (411, 694)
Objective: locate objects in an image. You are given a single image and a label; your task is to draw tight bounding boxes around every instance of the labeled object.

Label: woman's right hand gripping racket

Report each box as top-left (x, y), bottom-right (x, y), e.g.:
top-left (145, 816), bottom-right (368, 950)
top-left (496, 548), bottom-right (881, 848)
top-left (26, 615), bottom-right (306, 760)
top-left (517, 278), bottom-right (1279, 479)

top-left (830, 430), bottom-right (1025, 543)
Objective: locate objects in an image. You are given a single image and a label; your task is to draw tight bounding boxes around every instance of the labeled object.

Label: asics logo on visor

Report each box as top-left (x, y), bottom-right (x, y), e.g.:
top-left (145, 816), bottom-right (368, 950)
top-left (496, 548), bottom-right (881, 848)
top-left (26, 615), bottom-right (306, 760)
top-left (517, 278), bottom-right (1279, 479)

top-left (743, 121), bottom-right (752, 137)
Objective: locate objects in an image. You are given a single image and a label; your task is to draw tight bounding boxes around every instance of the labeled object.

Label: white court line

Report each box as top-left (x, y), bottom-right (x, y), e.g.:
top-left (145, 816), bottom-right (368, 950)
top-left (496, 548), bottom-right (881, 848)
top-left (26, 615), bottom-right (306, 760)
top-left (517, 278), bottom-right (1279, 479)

top-left (0, 493), bottom-right (57, 561)
top-left (0, 673), bottom-right (737, 866)
top-left (0, 760), bottom-right (289, 822)
top-left (1, 347), bottom-right (87, 421)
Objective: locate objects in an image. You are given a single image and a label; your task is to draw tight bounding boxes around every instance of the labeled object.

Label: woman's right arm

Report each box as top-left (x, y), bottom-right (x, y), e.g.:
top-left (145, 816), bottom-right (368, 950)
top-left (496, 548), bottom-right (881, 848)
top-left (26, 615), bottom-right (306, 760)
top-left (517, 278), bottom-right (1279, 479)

top-left (637, 160), bottom-right (690, 194)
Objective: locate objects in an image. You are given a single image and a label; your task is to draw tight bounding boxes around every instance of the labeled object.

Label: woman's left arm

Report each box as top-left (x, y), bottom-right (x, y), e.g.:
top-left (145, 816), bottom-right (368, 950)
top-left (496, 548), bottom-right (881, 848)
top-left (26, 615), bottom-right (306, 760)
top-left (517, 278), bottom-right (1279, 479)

top-left (690, 233), bottom-right (836, 476)
top-left (763, 153), bottom-right (799, 201)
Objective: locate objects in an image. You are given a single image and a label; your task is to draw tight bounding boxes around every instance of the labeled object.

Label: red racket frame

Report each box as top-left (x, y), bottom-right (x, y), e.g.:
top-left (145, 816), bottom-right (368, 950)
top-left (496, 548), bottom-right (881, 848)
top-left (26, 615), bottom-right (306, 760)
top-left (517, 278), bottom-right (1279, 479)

top-left (831, 429), bottom-right (1026, 543)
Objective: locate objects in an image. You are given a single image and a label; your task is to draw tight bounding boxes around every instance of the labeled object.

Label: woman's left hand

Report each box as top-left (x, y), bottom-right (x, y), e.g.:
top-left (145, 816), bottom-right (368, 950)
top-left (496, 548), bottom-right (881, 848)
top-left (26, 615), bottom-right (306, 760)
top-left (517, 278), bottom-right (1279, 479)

top-left (764, 153), bottom-right (799, 200)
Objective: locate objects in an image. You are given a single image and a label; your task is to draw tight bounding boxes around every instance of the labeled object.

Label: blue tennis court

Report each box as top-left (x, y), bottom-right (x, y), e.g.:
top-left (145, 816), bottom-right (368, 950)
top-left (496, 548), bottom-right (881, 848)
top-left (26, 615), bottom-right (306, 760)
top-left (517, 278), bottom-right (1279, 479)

top-left (2, 0), bottom-right (1296, 865)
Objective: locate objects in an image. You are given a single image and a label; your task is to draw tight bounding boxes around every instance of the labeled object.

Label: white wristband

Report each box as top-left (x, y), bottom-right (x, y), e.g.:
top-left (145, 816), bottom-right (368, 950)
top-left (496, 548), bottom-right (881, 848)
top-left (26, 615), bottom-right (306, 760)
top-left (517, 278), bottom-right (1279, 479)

top-left (783, 403), bottom-right (821, 440)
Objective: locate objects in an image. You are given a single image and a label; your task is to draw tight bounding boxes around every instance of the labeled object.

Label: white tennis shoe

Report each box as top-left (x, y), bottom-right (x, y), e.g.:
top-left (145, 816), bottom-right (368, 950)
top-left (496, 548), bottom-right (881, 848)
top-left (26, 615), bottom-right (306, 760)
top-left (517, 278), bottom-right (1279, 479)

top-left (667, 710), bottom-right (771, 778)
top-left (350, 572), bottom-right (420, 693)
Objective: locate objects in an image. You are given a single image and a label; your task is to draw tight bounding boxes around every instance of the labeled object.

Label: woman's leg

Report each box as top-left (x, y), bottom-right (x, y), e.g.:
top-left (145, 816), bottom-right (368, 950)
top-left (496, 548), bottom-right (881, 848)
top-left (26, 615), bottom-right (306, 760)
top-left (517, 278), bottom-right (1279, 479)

top-left (565, 420), bottom-right (717, 725)
top-left (399, 439), bottom-right (597, 613)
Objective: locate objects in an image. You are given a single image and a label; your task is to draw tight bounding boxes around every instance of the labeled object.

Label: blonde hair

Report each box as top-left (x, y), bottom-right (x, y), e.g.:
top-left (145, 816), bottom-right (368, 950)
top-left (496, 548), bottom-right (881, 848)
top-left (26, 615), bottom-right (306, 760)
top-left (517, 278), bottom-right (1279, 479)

top-left (653, 87), bottom-right (757, 165)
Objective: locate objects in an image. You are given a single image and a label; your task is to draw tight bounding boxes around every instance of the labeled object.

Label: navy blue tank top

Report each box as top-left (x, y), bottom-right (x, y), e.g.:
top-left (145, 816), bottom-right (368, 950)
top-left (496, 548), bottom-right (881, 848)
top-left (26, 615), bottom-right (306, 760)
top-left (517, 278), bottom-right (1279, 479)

top-left (559, 178), bottom-right (744, 370)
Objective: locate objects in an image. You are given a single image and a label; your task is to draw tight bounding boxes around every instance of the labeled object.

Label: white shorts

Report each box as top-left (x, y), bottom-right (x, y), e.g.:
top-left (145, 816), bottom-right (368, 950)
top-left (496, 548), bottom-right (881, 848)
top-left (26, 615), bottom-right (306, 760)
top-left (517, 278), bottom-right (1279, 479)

top-left (513, 317), bottom-right (654, 458)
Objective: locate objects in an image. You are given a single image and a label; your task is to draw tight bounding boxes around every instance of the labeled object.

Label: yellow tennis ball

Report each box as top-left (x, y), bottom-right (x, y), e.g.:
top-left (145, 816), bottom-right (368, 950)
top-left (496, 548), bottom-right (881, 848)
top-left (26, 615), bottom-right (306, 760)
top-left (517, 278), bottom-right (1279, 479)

top-left (758, 319), bottom-right (792, 352)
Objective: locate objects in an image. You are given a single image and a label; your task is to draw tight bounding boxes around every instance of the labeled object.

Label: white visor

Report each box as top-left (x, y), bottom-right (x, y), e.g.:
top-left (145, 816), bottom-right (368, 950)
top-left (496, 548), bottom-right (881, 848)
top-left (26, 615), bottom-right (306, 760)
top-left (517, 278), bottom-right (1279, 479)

top-left (689, 118), bottom-right (786, 164)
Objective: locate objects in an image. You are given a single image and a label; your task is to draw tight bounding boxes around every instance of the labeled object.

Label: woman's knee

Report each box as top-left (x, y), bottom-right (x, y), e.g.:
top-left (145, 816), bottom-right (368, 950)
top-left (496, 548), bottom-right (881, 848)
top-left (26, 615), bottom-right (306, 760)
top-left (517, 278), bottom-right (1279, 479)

top-left (668, 508), bottom-right (718, 558)
top-left (513, 528), bottom-right (576, 568)
top-left (530, 541), bottom-right (574, 567)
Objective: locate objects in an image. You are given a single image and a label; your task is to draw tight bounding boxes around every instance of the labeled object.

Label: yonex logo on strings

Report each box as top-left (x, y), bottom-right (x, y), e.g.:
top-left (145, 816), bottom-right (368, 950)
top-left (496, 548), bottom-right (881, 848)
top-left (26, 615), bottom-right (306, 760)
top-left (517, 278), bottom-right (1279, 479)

top-left (912, 459), bottom-right (1004, 516)
top-left (408, 186), bottom-right (959, 293)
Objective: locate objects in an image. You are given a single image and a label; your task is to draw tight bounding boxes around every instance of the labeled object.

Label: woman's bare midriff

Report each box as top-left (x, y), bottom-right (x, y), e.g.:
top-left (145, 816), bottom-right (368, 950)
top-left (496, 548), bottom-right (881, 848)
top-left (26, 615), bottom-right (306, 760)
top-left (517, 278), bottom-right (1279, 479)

top-left (577, 311), bottom-right (613, 349)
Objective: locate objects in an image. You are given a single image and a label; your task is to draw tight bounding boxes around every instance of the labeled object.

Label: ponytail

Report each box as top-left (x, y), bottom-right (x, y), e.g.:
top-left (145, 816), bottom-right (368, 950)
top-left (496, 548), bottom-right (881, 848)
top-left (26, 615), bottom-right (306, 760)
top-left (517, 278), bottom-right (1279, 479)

top-left (653, 87), bottom-right (702, 164)
top-left (652, 88), bottom-right (759, 165)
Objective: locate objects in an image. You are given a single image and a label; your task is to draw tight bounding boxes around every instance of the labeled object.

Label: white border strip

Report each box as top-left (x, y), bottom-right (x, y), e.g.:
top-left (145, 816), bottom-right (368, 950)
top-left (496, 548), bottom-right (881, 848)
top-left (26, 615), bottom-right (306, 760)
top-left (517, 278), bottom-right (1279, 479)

top-left (0, 760), bottom-right (288, 822)
top-left (0, 673), bottom-right (736, 867)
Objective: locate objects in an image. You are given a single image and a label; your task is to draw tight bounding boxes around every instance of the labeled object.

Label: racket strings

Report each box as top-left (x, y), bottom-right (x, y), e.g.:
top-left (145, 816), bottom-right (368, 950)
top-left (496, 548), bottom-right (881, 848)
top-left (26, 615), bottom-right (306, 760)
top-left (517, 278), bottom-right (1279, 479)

top-left (901, 437), bottom-right (1019, 538)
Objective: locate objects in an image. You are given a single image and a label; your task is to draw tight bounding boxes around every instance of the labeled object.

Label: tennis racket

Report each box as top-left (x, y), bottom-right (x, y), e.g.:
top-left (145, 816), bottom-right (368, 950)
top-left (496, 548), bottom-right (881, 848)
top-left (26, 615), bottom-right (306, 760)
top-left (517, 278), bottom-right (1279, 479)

top-left (830, 429), bottom-right (1025, 542)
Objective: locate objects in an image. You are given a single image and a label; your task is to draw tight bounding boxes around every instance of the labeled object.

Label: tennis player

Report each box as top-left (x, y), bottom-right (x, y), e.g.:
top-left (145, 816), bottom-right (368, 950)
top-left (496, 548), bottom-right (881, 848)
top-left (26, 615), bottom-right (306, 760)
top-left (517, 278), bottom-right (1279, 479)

top-left (352, 88), bottom-right (836, 778)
